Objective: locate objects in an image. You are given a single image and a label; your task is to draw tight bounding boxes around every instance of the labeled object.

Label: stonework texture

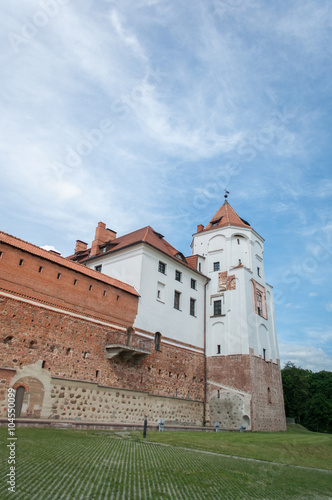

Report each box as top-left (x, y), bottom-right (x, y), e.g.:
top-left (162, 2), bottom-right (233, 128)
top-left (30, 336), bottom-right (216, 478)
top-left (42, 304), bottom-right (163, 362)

top-left (207, 352), bottom-right (286, 431)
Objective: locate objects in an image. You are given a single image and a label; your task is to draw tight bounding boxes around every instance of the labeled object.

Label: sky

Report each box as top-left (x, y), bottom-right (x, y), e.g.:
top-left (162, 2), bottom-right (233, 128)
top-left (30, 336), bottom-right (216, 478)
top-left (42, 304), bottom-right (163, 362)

top-left (1, 0), bottom-right (331, 372)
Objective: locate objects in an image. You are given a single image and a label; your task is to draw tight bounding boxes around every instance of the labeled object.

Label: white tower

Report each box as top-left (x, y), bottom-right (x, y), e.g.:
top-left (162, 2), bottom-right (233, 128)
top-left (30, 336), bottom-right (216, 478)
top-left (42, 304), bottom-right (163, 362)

top-left (192, 196), bottom-right (286, 431)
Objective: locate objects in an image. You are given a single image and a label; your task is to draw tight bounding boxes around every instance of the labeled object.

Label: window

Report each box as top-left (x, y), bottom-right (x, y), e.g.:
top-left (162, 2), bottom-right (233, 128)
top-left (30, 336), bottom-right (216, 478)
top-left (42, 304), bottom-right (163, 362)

top-left (174, 291), bottom-right (181, 310)
top-left (157, 282), bottom-right (165, 302)
top-left (155, 332), bottom-right (161, 351)
top-left (213, 262), bottom-right (220, 272)
top-left (39, 266), bottom-right (43, 273)
top-left (257, 267), bottom-right (261, 277)
top-left (175, 270), bottom-right (182, 281)
top-left (217, 344), bottom-right (221, 354)
top-left (19, 259), bottom-right (24, 266)
top-left (103, 290), bottom-right (107, 296)
top-left (190, 298), bottom-right (196, 316)
top-left (237, 238), bottom-right (240, 245)
top-left (57, 273), bottom-right (61, 280)
top-left (89, 285), bottom-right (93, 291)
top-left (191, 278), bottom-right (196, 290)
top-left (74, 279), bottom-right (77, 285)
top-left (198, 262), bottom-right (202, 272)
top-left (0, 251), bottom-right (3, 258)
top-left (263, 348), bottom-right (266, 361)
top-left (95, 265), bottom-right (102, 272)
top-left (158, 261), bottom-right (166, 274)
top-left (257, 291), bottom-right (263, 316)
top-left (213, 299), bottom-right (222, 316)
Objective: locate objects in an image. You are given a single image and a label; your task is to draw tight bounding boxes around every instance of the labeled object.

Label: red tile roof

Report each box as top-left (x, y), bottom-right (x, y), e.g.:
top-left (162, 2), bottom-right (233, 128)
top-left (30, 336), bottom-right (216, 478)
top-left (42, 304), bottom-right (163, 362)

top-left (0, 230), bottom-right (139, 296)
top-left (72, 226), bottom-right (203, 274)
top-left (202, 201), bottom-right (251, 232)
top-left (186, 255), bottom-right (198, 271)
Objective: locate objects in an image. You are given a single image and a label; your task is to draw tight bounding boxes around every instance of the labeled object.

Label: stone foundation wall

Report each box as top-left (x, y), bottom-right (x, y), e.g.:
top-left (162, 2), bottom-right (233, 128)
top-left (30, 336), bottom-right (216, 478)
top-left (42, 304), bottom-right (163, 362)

top-left (207, 353), bottom-right (286, 431)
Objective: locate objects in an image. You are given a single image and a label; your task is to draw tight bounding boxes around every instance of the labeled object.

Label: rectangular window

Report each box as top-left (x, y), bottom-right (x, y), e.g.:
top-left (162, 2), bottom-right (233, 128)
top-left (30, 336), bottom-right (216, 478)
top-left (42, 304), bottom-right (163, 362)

top-left (257, 291), bottom-right (263, 316)
top-left (175, 270), bottom-right (182, 281)
top-left (94, 265), bottom-right (102, 272)
top-left (0, 251), bottom-right (3, 258)
top-left (158, 261), bottom-right (166, 274)
top-left (263, 348), bottom-right (266, 361)
top-left (74, 279), bottom-right (77, 285)
top-left (257, 267), bottom-right (261, 277)
top-left (174, 291), bottom-right (181, 310)
top-left (190, 298), bottom-right (196, 316)
top-left (39, 266), bottom-right (43, 273)
top-left (198, 263), bottom-right (202, 272)
top-left (213, 299), bottom-right (222, 316)
top-left (191, 279), bottom-right (196, 290)
top-left (217, 344), bottom-right (221, 354)
top-left (213, 262), bottom-right (220, 272)
top-left (89, 285), bottom-right (93, 291)
top-left (19, 259), bottom-right (24, 266)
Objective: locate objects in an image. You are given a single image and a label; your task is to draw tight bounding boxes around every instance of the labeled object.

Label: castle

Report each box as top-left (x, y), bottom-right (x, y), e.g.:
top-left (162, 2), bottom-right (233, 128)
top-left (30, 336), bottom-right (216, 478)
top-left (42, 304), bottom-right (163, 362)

top-left (0, 199), bottom-right (286, 431)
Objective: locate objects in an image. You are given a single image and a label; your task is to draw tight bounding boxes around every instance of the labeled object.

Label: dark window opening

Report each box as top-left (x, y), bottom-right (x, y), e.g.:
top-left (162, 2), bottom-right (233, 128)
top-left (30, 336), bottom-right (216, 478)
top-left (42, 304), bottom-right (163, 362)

top-left (95, 265), bottom-right (102, 272)
top-left (174, 291), bottom-right (181, 310)
top-left (74, 279), bottom-right (77, 285)
top-left (198, 263), bottom-right (202, 272)
top-left (103, 290), bottom-right (107, 296)
top-left (155, 332), bottom-right (161, 351)
top-left (214, 300), bottom-right (222, 316)
top-left (66, 348), bottom-right (71, 356)
top-left (190, 298), bottom-right (196, 316)
top-left (257, 292), bottom-right (263, 316)
top-left (263, 348), bottom-right (266, 361)
top-left (42, 360), bottom-right (46, 368)
top-left (57, 273), bottom-right (61, 279)
top-left (175, 270), bottom-right (181, 281)
top-left (89, 285), bottom-right (93, 291)
top-left (257, 267), bottom-right (261, 277)
top-left (213, 262), bottom-right (220, 272)
top-left (0, 251), bottom-right (3, 258)
top-left (191, 279), bottom-right (196, 290)
top-left (96, 370), bottom-right (99, 378)
top-left (158, 261), bottom-right (166, 274)
top-left (39, 266), bottom-right (43, 273)
top-left (217, 344), bottom-right (221, 354)
top-left (19, 259), bottom-right (24, 266)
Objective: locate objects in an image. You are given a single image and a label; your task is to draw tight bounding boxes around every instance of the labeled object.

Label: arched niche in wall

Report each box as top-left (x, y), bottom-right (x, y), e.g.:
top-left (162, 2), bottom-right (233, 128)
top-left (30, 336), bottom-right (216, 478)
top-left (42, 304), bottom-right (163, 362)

top-left (208, 234), bottom-right (226, 253)
top-left (258, 323), bottom-right (269, 360)
top-left (231, 234), bottom-right (249, 268)
top-left (211, 321), bottom-right (225, 355)
top-left (254, 240), bottom-right (263, 258)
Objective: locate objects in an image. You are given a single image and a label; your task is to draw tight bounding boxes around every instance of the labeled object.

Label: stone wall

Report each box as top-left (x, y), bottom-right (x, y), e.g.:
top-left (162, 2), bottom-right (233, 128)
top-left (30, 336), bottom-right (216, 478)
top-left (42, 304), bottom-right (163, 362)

top-left (207, 352), bottom-right (286, 431)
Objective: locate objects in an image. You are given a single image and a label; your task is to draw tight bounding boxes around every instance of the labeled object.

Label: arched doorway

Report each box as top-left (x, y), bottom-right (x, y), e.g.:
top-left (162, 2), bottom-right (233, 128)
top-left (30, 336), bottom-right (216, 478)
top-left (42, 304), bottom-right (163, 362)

top-left (15, 386), bottom-right (25, 418)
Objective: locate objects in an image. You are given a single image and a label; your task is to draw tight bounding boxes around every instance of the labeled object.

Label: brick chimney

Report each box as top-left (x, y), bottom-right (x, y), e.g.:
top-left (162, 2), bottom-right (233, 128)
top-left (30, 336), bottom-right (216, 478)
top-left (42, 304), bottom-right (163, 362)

top-left (75, 240), bottom-right (88, 254)
top-left (90, 222), bottom-right (117, 257)
top-left (197, 224), bottom-right (204, 233)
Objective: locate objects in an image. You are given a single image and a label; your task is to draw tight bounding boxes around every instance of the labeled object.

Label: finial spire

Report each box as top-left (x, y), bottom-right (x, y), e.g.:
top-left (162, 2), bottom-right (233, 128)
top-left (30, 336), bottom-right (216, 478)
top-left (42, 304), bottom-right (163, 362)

top-left (224, 189), bottom-right (229, 203)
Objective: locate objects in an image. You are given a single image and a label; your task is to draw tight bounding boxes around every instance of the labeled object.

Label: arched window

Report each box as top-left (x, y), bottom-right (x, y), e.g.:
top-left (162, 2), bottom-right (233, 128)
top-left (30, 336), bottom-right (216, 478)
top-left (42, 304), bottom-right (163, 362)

top-left (154, 332), bottom-right (161, 351)
top-left (15, 386), bottom-right (25, 418)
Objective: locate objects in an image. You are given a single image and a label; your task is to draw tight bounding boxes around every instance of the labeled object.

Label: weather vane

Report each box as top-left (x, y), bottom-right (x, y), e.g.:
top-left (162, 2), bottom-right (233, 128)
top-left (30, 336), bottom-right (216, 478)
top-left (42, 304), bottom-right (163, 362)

top-left (224, 189), bottom-right (229, 201)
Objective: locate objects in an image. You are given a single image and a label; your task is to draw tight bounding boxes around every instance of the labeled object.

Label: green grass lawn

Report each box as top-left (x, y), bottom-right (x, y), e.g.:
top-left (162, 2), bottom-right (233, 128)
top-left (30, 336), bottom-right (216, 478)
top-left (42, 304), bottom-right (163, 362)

top-left (0, 426), bottom-right (331, 499)
top-left (131, 424), bottom-right (332, 470)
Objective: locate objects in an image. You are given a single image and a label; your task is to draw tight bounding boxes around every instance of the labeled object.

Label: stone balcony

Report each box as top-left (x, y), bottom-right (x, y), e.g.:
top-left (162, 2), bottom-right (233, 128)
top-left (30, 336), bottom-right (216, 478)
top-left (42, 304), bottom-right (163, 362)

top-left (105, 329), bottom-right (152, 364)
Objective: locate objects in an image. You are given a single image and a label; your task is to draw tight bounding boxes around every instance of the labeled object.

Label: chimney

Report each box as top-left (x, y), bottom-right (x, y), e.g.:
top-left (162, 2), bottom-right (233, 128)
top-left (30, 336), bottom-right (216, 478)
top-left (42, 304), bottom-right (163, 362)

top-left (90, 222), bottom-right (117, 257)
top-left (75, 240), bottom-right (88, 254)
top-left (197, 224), bottom-right (204, 233)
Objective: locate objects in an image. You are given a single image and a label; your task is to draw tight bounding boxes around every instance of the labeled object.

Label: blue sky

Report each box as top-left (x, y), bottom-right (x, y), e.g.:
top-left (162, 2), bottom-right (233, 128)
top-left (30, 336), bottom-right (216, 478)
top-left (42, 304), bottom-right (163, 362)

top-left (1, 0), bottom-right (331, 372)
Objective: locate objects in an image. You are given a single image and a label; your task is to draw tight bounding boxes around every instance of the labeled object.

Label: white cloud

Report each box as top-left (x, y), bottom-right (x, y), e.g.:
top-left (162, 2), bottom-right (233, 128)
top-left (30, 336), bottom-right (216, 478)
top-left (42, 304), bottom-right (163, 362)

top-left (279, 342), bottom-right (332, 372)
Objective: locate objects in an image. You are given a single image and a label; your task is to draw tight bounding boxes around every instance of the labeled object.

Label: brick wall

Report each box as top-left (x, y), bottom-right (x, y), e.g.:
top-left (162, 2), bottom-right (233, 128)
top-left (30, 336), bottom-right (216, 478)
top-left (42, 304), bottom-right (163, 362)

top-left (207, 352), bottom-right (286, 431)
top-left (0, 297), bottom-right (205, 423)
top-left (0, 241), bottom-right (137, 327)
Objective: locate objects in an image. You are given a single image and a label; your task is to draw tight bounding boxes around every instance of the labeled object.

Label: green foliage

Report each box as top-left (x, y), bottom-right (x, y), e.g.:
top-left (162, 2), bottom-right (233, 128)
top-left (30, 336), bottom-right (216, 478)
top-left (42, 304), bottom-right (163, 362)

top-left (282, 362), bottom-right (332, 433)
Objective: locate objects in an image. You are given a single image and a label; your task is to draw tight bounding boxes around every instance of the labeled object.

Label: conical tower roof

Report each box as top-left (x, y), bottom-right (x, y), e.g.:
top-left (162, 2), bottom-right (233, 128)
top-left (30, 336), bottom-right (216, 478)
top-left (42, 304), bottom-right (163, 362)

top-left (203, 200), bottom-right (251, 232)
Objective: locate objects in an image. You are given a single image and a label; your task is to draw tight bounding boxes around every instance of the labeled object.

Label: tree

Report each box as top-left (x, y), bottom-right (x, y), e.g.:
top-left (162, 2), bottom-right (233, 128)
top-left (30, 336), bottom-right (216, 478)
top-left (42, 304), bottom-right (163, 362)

top-left (281, 363), bottom-right (332, 433)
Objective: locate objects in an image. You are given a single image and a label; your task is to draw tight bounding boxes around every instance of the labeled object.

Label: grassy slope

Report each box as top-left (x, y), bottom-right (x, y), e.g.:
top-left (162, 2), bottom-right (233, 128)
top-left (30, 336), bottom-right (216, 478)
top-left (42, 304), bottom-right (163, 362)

top-left (131, 425), bottom-right (332, 470)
